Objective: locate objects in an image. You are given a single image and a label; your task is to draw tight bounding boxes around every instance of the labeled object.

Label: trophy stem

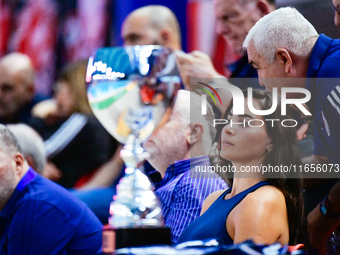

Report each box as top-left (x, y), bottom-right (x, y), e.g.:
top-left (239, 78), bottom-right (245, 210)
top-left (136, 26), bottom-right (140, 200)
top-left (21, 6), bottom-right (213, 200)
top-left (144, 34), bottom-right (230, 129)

top-left (108, 133), bottom-right (163, 228)
top-left (120, 133), bottom-right (149, 169)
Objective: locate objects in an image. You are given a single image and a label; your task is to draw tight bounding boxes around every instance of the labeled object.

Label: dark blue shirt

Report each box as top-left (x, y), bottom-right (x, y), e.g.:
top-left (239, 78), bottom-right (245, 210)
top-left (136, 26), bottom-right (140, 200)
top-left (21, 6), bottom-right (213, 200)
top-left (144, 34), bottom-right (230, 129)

top-left (153, 156), bottom-right (227, 243)
top-left (0, 167), bottom-right (102, 255)
top-left (306, 34), bottom-right (340, 163)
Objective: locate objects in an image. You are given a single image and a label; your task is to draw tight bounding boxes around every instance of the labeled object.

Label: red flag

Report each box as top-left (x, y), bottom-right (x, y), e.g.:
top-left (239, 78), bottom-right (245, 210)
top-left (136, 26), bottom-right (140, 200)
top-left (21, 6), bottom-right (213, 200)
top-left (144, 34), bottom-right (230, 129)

top-left (10, 0), bottom-right (57, 95)
top-left (62, 0), bottom-right (108, 62)
top-left (0, 1), bottom-right (11, 57)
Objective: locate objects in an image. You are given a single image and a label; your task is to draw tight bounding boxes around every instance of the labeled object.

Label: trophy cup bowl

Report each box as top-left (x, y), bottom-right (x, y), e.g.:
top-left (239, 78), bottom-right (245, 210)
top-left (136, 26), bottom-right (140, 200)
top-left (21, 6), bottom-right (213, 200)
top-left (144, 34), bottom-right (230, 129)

top-left (86, 45), bottom-right (181, 253)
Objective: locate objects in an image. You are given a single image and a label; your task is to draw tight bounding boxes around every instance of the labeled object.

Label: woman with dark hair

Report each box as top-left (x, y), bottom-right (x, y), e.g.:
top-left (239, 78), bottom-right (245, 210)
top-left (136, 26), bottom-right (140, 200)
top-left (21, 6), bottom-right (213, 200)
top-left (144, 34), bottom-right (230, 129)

top-left (178, 89), bottom-right (304, 245)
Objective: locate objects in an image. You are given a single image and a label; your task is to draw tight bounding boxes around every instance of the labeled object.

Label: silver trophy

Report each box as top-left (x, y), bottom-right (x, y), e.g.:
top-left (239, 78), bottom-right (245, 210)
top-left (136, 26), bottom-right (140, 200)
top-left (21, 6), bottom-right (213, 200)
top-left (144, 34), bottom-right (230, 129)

top-left (86, 45), bottom-right (181, 252)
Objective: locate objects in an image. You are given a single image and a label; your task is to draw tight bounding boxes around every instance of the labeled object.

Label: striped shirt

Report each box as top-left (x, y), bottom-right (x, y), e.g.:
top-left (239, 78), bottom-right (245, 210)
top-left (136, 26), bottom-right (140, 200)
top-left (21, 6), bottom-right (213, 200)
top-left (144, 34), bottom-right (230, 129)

top-left (154, 156), bottom-right (227, 243)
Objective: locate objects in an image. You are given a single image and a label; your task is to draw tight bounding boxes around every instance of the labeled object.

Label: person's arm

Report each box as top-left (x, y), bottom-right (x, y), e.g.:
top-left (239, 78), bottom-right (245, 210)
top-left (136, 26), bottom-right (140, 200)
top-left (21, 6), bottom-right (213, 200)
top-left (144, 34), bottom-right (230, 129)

top-left (175, 50), bottom-right (224, 89)
top-left (7, 199), bottom-right (102, 255)
top-left (231, 186), bottom-right (288, 245)
top-left (42, 161), bottom-right (63, 181)
top-left (78, 144), bottom-right (124, 190)
top-left (165, 182), bottom-right (204, 243)
top-left (307, 180), bottom-right (340, 255)
top-left (175, 50), bottom-right (234, 114)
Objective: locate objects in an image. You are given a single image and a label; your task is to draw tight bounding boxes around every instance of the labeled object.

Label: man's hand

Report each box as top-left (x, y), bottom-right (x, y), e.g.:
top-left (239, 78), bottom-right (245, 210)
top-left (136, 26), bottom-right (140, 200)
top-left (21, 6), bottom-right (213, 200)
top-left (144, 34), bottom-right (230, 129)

top-left (43, 162), bottom-right (63, 181)
top-left (175, 50), bottom-right (223, 89)
top-left (307, 204), bottom-right (340, 254)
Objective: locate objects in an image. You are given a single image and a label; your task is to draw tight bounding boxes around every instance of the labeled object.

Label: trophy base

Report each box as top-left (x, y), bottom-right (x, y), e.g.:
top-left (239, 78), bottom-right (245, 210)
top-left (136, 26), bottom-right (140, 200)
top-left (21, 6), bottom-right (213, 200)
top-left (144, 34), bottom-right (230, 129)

top-left (102, 225), bottom-right (172, 254)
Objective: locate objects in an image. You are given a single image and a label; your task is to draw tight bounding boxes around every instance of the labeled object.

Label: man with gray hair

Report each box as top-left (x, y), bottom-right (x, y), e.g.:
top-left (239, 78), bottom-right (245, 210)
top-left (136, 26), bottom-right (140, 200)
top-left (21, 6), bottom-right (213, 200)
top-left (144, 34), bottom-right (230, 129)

top-left (7, 124), bottom-right (46, 175)
top-left (243, 7), bottom-right (340, 253)
top-left (0, 124), bottom-right (102, 254)
top-left (0, 53), bottom-right (46, 124)
top-left (243, 6), bottom-right (337, 164)
top-left (143, 90), bottom-right (227, 243)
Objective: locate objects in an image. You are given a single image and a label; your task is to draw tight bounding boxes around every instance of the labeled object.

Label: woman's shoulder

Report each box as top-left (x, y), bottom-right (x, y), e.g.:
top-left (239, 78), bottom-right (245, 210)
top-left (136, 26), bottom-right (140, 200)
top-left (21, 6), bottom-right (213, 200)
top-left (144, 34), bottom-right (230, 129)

top-left (200, 188), bottom-right (229, 215)
top-left (230, 185), bottom-right (289, 245)
top-left (241, 185), bottom-right (287, 213)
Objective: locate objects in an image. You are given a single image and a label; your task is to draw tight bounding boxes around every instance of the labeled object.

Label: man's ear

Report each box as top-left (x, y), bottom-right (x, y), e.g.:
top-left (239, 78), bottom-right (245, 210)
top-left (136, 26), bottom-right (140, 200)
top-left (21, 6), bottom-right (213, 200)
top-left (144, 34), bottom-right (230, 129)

top-left (276, 48), bottom-right (293, 74)
top-left (160, 29), bottom-right (171, 46)
top-left (256, 0), bottom-right (272, 16)
top-left (187, 124), bottom-right (204, 145)
top-left (26, 83), bottom-right (35, 96)
top-left (13, 153), bottom-right (26, 176)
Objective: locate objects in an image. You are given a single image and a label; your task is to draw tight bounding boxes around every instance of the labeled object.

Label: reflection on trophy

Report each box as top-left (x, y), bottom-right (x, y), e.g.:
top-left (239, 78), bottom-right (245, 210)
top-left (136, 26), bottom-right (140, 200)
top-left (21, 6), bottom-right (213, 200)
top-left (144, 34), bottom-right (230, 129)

top-left (86, 45), bottom-right (181, 253)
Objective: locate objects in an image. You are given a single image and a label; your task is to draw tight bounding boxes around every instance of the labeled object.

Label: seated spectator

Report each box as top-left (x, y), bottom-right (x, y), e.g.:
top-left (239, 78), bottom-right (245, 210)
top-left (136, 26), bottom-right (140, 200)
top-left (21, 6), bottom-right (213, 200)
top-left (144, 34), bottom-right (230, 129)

top-left (179, 90), bottom-right (304, 246)
top-left (0, 124), bottom-right (102, 254)
top-left (30, 60), bottom-right (118, 188)
top-left (0, 53), bottom-right (46, 124)
top-left (143, 90), bottom-right (227, 243)
top-left (6, 123), bottom-right (46, 175)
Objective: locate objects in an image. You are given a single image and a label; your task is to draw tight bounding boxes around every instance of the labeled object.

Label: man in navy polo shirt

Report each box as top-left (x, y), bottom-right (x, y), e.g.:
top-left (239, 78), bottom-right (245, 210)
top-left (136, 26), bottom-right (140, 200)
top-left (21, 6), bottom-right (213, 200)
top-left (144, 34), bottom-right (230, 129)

top-left (0, 124), bottom-right (102, 254)
top-left (244, 6), bottom-right (340, 165)
top-left (243, 7), bottom-right (340, 253)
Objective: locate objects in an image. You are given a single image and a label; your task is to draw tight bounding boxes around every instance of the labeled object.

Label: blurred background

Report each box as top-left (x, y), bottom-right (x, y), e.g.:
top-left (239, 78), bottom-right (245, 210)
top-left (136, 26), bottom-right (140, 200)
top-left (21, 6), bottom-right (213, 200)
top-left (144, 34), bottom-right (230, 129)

top-left (1, 0), bottom-right (338, 97)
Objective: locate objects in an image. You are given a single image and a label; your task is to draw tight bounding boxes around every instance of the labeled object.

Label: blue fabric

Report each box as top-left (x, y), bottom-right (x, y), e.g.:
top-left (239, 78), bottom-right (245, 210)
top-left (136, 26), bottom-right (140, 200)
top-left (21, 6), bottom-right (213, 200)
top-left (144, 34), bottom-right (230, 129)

top-left (0, 167), bottom-right (102, 255)
top-left (305, 34), bottom-right (340, 163)
top-left (153, 156), bottom-right (227, 243)
top-left (178, 181), bottom-right (270, 244)
top-left (72, 186), bottom-right (116, 225)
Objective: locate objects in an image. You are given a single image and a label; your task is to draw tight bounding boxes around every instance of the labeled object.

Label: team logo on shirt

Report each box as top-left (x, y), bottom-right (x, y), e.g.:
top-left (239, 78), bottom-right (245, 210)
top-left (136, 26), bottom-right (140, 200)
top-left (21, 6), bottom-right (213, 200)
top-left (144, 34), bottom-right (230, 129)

top-left (327, 85), bottom-right (340, 115)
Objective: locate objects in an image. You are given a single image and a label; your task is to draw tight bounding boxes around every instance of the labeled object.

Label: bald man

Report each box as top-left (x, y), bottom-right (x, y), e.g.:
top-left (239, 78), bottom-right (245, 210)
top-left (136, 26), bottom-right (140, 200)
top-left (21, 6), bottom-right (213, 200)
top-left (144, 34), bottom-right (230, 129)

top-left (122, 5), bottom-right (182, 50)
top-left (0, 53), bottom-right (46, 124)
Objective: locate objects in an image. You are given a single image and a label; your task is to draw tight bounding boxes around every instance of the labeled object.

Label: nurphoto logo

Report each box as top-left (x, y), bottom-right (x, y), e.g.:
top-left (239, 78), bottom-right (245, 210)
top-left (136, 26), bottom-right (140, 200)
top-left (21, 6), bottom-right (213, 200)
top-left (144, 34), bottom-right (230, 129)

top-left (197, 82), bottom-right (312, 128)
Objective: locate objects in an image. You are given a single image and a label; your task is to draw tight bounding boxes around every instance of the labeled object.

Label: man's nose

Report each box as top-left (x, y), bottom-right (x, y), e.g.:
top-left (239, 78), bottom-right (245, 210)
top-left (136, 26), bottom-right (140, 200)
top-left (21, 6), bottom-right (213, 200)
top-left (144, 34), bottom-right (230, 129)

top-left (258, 76), bottom-right (265, 87)
top-left (216, 21), bottom-right (232, 36)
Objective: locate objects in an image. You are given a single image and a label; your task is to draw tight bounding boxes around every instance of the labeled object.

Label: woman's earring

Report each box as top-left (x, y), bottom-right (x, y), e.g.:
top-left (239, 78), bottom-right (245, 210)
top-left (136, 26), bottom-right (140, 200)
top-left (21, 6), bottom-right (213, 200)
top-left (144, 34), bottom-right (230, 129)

top-left (267, 148), bottom-right (273, 154)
